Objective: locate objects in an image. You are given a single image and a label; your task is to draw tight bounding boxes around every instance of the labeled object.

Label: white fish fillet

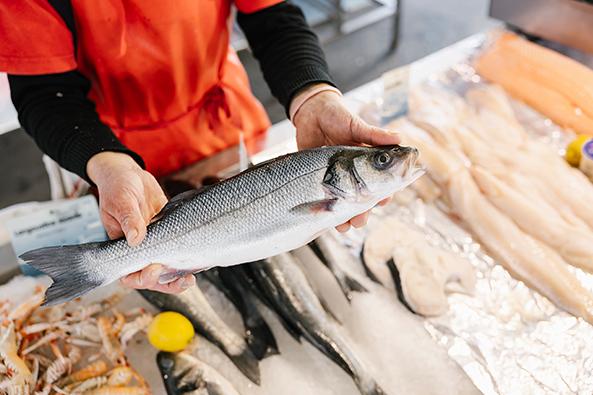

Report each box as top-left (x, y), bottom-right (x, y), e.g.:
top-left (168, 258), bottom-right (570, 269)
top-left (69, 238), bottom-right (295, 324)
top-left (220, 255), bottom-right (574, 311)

top-left (472, 167), bottom-right (593, 272)
top-left (464, 85), bottom-right (529, 147)
top-left (363, 216), bottom-right (475, 316)
top-left (509, 143), bottom-right (593, 230)
top-left (397, 83), bottom-right (593, 323)
top-left (502, 171), bottom-right (592, 232)
top-left (392, 119), bottom-right (466, 185)
top-left (411, 175), bottom-right (442, 203)
top-left (449, 171), bottom-right (593, 324)
top-left (409, 83), bottom-right (593, 233)
top-left (465, 85), bottom-right (593, 230)
top-left (390, 220), bottom-right (475, 316)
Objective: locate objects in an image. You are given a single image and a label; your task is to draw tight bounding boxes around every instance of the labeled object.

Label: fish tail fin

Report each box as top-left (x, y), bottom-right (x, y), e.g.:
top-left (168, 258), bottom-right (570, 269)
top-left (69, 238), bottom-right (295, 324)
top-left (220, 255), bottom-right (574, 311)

top-left (341, 273), bottom-right (369, 298)
top-left (307, 240), bottom-right (368, 300)
top-left (20, 243), bottom-right (104, 306)
top-left (206, 267), bottom-right (280, 360)
top-left (245, 320), bottom-right (279, 360)
top-left (229, 349), bottom-right (261, 385)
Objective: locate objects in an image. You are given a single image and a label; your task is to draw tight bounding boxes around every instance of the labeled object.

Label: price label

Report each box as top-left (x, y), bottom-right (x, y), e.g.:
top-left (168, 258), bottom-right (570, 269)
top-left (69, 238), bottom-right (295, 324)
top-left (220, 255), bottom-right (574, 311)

top-left (6, 195), bottom-right (107, 276)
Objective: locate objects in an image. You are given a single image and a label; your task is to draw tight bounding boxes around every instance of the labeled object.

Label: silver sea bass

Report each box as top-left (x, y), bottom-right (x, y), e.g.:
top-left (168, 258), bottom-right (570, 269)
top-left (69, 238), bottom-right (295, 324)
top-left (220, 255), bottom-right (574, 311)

top-left (21, 145), bottom-right (422, 306)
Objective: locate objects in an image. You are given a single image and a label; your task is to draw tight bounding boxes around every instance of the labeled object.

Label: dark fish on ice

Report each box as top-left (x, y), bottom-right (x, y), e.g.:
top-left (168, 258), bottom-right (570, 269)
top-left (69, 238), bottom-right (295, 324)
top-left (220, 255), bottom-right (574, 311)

top-left (157, 351), bottom-right (240, 395)
top-left (247, 253), bottom-right (386, 395)
top-left (309, 233), bottom-right (368, 301)
top-left (201, 267), bottom-right (279, 359)
top-left (139, 285), bottom-right (261, 385)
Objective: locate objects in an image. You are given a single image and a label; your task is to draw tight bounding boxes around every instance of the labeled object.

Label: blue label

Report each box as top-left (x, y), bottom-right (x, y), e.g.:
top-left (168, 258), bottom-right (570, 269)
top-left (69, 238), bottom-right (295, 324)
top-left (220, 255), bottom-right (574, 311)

top-left (583, 139), bottom-right (593, 158)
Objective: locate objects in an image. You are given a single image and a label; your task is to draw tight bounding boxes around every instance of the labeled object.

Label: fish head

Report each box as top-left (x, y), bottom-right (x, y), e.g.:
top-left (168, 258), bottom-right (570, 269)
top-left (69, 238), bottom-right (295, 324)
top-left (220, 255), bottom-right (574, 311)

top-left (157, 351), bottom-right (203, 392)
top-left (157, 352), bottom-right (179, 393)
top-left (324, 145), bottom-right (423, 202)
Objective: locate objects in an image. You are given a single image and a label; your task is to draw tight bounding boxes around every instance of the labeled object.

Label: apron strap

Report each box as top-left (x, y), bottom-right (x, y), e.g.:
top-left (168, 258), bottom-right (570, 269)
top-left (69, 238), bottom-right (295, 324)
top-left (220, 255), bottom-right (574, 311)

top-left (47, 0), bottom-right (77, 50)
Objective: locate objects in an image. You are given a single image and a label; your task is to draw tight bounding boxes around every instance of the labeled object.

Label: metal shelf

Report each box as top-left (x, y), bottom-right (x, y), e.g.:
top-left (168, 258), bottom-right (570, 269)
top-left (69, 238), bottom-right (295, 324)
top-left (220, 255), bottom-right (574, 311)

top-left (231, 0), bottom-right (400, 52)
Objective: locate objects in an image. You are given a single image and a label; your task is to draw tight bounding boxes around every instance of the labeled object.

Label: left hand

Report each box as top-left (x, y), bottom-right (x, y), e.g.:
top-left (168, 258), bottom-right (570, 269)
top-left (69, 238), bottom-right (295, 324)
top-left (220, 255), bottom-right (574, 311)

top-left (292, 83), bottom-right (401, 232)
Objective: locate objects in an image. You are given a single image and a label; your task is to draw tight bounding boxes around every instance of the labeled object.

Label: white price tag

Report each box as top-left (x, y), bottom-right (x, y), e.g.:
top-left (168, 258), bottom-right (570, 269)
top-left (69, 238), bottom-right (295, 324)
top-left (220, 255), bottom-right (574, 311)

top-left (6, 195), bottom-right (107, 276)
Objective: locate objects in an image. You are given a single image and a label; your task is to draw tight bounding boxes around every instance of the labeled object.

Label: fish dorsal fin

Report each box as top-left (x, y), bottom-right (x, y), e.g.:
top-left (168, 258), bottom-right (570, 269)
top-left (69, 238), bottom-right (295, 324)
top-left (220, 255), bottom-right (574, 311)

top-left (152, 189), bottom-right (200, 223)
top-left (238, 131), bottom-right (254, 172)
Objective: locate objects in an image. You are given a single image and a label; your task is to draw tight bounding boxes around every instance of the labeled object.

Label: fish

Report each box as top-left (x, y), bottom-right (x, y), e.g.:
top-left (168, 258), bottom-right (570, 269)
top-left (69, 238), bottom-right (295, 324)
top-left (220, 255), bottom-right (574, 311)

top-left (471, 166), bottom-right (593, 272)
top-left (247, 253), bottom-right (386, 395)
top-left (476, 32), bottom-right (593, 135)
top-left (395, 88), bottom-right (593, 323)
top-left (157, 351), bottom-right (240, 395)
top-left (234, 263), bottom-right (305, 343)
top-left (363, 216), bottom-right (475, 316)
top-left (138, 285), bottom-right (261, 384)
top-left (200, 267), bottom-right (279, 359)
top-left (21, 145), bottom-right (422, 306)
top-left (405, 84), bottom-right (593, 232)
top-left (390, 224), bottom-right (475, 317)
top-left (309, 233), bottom-right (368, 301)
top-left (449, 171), bottom-right (593, 324)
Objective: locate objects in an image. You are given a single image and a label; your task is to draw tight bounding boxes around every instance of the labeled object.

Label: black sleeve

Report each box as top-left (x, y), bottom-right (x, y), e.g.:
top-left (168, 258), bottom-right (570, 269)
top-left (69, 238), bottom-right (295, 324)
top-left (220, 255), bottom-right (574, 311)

top-left (8, 71), bottom-right (144, 182)
top-left (237, 1), bottom-right (337, 114)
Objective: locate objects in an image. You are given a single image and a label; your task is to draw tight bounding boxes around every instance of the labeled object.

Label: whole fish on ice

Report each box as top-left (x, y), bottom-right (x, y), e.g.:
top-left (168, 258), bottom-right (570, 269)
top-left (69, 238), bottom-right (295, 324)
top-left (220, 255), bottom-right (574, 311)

top-left (139, 285), bottom-right (261, 384)
top-left (247, 253), bottom-right (386, 395)
top-left (21, 145), bottom-right (422, 306)
top-left (157, 351), bottom-right (240, 395)
top-left (201, 267), bottom-right (279, 360)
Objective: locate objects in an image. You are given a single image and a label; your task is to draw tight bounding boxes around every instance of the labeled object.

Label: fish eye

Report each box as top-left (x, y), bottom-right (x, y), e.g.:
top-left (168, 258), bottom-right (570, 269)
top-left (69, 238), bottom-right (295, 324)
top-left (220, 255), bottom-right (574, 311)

top-left (372, 152), bottom-right (394, 170)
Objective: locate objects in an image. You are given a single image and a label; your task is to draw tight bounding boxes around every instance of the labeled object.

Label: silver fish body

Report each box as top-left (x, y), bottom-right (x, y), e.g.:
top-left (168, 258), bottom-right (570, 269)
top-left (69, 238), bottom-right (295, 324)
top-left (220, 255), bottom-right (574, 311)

top-left (157, 351), bottom-right (240, 395)
top-left (139, 285), bottom-right (260, 384)
top-left (249, 253), bottom-right (385, 395)
top-left (21, 145), bottom-right (421, 306)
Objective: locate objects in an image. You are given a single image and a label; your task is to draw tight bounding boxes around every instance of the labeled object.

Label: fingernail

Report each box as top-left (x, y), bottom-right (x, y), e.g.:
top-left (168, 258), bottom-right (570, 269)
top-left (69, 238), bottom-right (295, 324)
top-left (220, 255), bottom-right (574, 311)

top-left (127, 228), bottom-right (139, 243)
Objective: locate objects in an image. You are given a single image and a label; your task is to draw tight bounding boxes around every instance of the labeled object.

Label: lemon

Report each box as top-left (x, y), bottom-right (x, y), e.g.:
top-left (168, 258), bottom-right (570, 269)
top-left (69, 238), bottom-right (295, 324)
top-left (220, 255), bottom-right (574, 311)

top-left (147, 311), bottom-right (195, 352)
top-left (566, 135), bottom-right (592, 167)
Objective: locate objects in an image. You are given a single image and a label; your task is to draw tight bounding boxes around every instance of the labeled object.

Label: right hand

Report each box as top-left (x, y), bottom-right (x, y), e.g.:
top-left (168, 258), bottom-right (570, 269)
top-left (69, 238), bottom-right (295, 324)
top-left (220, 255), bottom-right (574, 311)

top-left (87, 152), bottom-right (196, 293)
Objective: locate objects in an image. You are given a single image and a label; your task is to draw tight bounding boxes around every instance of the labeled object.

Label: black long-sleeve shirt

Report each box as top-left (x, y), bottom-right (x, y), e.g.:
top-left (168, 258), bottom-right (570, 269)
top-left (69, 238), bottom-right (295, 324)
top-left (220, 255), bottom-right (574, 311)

top-left (8, 2), bottom-right (335, 182)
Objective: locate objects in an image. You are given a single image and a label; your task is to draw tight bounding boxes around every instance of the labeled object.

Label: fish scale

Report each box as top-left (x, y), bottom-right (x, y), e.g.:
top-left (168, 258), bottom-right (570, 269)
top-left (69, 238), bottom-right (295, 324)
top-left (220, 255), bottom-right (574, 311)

top-left (21, 145), bottom-right (422, 306)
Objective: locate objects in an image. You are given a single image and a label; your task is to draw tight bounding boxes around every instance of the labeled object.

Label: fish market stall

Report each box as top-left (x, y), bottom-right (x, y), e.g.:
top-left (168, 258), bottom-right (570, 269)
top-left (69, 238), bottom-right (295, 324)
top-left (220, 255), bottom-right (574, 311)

top-left (3, 25), bottom-right (593, 395)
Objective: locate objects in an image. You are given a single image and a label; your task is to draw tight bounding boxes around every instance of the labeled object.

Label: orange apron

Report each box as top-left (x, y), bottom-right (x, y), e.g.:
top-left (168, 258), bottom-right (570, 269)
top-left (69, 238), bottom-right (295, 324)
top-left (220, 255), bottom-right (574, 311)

top-left (0, 0), bottom-right (280, 177)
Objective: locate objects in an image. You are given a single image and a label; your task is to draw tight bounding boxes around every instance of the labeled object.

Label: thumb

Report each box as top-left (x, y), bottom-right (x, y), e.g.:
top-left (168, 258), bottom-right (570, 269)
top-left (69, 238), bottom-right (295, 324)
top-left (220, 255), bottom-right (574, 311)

top-left (349, 117), bottom-right (400, 146)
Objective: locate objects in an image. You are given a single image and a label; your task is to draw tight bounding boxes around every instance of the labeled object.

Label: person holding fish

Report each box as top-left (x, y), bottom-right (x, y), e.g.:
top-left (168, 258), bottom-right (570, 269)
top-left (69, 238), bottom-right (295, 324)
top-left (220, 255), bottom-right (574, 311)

top-left (2, 1), bottom-right (400, 296)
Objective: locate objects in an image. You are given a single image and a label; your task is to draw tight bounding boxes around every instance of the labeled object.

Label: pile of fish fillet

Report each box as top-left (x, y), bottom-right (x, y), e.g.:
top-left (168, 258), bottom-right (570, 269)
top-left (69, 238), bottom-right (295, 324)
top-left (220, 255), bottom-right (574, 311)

top-left (390, 82), bottom-right (593, 325)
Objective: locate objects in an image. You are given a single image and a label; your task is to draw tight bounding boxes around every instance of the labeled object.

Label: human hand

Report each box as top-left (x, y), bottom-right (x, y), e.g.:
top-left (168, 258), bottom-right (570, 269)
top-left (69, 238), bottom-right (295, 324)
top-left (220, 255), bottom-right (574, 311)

top-left (87, 152), bottom-right (195, 293)
top-left (292, 84), bottom-right (400, 232)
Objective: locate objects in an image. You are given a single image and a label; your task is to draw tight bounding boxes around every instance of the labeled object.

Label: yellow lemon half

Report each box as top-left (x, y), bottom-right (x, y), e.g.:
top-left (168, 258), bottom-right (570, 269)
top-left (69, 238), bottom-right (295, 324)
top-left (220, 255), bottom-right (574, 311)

top-left (147, 311), bottom-right (195, 352)
top-left (566, 134), bottom-right (593, 167)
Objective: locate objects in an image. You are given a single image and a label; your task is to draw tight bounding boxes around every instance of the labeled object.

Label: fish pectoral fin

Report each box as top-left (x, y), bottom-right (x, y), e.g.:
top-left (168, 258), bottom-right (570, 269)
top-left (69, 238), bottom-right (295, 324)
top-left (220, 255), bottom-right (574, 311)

top-left (158, 269), bottom-right (195, 285)
top-left (291, 198), bottom-right (338, 214)
top-left (318, 295), bottom-right (342, 324)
